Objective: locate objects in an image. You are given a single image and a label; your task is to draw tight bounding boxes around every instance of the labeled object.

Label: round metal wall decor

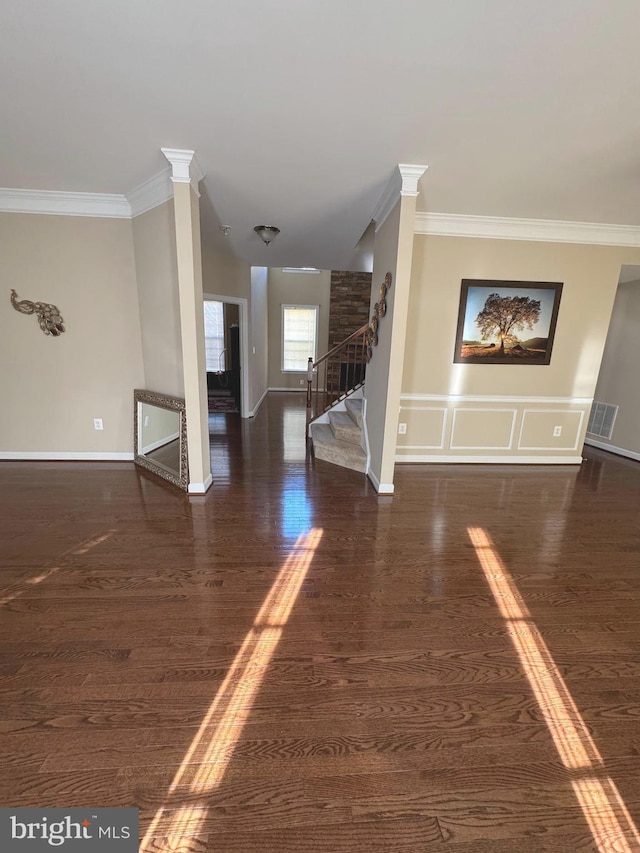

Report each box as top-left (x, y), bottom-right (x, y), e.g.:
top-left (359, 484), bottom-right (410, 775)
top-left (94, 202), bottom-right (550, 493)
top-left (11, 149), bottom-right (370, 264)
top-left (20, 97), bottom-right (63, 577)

top-left (369, 315), bottom-right (379, 346)
top-left (361, 272), bottom-right (392, 365)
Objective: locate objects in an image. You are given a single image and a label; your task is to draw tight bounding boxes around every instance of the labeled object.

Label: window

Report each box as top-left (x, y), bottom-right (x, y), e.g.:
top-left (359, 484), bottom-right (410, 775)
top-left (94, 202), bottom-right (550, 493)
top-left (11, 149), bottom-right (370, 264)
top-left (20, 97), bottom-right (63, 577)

top-left (204, 301), bottom-right (225, 372)
top-left (282, 305), bottom-right (319, 372)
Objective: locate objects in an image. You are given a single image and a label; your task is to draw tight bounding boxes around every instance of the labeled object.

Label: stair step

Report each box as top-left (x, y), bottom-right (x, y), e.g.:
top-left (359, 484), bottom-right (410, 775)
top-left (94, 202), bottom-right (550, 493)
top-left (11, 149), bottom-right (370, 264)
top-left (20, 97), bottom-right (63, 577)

top-left (345, 397), bottom-right (363, 428)
top-left (329, 410), bottom-right (362, 445)
top-left (311, 424), bottom-right (366, 473)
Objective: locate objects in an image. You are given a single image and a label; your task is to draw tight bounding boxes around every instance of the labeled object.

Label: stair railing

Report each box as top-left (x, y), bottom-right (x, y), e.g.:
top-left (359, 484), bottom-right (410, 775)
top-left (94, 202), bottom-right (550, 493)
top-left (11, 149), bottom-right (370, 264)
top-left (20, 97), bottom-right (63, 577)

top-left (306, 323), bottom-right (369, 429)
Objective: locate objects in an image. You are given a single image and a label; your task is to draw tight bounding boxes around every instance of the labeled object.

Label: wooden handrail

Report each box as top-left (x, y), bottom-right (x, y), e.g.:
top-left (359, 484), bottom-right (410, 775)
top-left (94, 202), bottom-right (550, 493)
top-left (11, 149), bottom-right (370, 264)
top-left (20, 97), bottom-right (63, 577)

top-left (313, 323), bottom-right (369, 368)
top-left (306, 323), bottom-right (369, 431)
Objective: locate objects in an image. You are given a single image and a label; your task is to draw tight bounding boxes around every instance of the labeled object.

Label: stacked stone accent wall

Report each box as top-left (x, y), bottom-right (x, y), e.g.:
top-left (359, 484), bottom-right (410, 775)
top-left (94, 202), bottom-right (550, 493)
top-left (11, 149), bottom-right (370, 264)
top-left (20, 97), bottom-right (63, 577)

top-left (326, 270), bottom-right (372, 392)
top-left (328, 270), bottom-right (372, 349)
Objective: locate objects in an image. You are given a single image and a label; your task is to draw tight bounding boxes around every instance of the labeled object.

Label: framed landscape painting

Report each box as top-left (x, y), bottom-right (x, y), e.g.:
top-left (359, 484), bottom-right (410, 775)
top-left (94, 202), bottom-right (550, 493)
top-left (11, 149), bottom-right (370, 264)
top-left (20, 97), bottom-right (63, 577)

top-left (453, 279), bottom-right (563, 365)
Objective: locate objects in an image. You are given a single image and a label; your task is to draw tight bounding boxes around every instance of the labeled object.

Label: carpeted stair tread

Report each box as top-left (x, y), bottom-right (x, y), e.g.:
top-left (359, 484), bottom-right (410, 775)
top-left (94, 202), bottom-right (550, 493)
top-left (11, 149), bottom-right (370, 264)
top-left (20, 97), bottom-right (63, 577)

top-left (329, 410), bottom-right (362, 445)
top-left (311, 423), bottom-right (366, 473)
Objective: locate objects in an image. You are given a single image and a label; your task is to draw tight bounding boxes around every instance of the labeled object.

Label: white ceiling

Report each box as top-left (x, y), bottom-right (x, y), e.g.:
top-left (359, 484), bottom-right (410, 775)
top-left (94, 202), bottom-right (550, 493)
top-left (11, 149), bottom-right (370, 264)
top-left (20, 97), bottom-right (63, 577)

top-left (3, 0), bottom-right (640, 270)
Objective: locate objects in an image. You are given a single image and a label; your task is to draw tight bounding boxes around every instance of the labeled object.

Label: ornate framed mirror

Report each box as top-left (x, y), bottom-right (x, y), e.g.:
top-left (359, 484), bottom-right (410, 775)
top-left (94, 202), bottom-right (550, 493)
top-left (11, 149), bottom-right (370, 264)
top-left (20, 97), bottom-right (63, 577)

top-left (133, 389), bottom-right (188, 491)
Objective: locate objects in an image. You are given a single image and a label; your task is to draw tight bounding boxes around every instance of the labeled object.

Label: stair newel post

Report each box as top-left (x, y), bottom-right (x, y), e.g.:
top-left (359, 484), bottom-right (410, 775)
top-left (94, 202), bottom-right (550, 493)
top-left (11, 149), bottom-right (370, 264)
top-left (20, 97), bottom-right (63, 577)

top-left (323, 357), bottom-right (329, 412)
top-left (349, 341), bottom-right (354, 392)
top-left (306, 357), bottom-right (313, 411)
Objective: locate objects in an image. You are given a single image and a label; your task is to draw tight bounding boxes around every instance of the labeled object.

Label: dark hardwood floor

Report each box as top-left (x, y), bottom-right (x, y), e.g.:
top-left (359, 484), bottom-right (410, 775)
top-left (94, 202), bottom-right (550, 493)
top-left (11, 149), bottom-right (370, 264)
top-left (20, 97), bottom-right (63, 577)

top-left (2, 391), bottom-right (640, 851)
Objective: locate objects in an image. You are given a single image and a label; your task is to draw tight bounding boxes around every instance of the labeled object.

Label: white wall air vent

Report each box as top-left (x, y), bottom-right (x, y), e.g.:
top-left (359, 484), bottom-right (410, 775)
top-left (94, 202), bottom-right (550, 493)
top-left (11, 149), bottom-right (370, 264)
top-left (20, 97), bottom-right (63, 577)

top-left (587, 401), bottom-right (618, 440)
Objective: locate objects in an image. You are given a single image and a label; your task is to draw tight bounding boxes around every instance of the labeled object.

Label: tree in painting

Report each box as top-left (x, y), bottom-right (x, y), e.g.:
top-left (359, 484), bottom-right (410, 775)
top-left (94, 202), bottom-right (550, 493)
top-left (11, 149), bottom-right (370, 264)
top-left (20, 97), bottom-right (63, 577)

top-left (476, 293), bottom-right (541, 353)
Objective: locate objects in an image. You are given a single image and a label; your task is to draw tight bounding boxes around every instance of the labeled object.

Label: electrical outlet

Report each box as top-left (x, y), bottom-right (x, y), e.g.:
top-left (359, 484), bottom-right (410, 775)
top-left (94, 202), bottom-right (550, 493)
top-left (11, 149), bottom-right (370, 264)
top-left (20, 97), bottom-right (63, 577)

top-left (398, 422), bottom-right (407, 435)
top-left (94, 418), bottom-right (104, 431)
top-left (553, 425), bottom-right (562, 437)
top-left (299, 379), bottom-right (305, 385)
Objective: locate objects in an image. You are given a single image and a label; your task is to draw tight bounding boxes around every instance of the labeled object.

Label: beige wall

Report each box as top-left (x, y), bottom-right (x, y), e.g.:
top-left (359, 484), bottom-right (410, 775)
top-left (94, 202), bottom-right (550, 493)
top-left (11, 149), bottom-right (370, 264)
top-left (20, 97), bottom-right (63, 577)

top-left (132, 200), bottom-right (183, 397)
top-left (250, 266), bottom-right (269, 413)
top-left (1, 212), bottom-right (144, 456)
top-left (399, 236), bottom-right (640, 462)
top-left (202, 241), bottom-right (251, 301)
top-left (267, 269), bottom-right (331, 390)
top-left (590, 278), bottom-right (640, 457)
top-left (202, 240), bottom-right (264, 416)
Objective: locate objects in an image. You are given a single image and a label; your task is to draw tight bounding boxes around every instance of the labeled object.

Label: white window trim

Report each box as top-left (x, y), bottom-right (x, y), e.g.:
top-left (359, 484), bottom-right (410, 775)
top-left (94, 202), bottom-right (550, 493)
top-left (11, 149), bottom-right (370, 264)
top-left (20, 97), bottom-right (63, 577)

top-left (281, 304), bottom-right (319, 373)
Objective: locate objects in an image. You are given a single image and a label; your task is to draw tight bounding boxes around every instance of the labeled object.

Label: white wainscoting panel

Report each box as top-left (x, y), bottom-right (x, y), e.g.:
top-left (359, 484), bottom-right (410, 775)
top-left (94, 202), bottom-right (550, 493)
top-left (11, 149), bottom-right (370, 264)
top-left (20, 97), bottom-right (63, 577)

top-left (450, 408), bottom-right (517, 451)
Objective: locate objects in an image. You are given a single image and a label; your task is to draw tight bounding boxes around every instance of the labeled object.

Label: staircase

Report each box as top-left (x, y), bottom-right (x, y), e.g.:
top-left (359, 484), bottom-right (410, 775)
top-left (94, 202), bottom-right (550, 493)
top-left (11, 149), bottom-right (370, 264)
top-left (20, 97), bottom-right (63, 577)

top-left (306, 270), bottom-right (393, 474)
top-left (306, 321), bottom-right (369, 473)
top-left (310, 398), bottom-right (366, 473)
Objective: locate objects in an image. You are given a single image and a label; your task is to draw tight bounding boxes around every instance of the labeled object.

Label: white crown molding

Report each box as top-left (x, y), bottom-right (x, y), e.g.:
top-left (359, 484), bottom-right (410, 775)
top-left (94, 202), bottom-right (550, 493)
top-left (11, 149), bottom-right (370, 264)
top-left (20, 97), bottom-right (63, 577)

top-left (0, 155), bottom-right (207, 219)
top-left (161, 148), bottom-right (205, 186)
top-left (0, 187), bottom-right (131, 218)
top-left (398, 164), bottom-right (427, 197)
top-left (126, 169), bottom-right (173, 217)
top-left (161, 148), bottom-right (194, 182)
top-left (371, 171), bottom-right (401, 232)
top-left (414, 211), bottom-right (640, 247)
top-left (372, 164), bottom-right (428, 232)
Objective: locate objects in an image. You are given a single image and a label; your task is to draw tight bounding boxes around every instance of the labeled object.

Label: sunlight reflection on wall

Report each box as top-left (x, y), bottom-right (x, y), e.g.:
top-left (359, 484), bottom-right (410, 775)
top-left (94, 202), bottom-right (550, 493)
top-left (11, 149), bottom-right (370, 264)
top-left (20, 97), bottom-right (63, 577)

top-left (468, 526), bottom-right (640, 852)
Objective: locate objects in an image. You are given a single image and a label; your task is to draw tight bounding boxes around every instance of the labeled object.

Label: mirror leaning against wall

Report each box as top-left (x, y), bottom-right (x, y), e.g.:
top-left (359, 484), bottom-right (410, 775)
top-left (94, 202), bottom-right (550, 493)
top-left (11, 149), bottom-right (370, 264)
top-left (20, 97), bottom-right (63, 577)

top-left (133, 389), bottom-right (188, 491)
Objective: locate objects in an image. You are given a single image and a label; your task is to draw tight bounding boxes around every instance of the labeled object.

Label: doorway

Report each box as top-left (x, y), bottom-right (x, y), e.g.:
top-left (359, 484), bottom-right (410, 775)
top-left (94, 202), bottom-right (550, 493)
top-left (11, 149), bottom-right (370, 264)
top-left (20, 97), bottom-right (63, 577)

top-left (203, 293), bottom-right (250, 418)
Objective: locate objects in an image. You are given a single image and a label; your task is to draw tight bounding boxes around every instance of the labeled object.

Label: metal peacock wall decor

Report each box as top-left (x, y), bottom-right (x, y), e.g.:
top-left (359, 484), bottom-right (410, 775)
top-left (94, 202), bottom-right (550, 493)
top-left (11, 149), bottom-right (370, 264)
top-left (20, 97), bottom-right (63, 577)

top-left (10, 289), bottom-right (65, 336)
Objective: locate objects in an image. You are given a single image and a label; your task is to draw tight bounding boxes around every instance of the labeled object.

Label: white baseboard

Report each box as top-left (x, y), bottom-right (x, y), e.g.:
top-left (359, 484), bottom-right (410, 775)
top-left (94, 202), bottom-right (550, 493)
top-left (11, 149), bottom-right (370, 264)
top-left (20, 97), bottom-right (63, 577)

top-left (141, 431), bottom-right (180, 455)
top-left (584, 438), bottom-right (640, 463)
top-left (367, 469), bottom-right (395, 495)
top-left (188, 472), bottom-right (213, 494)
top-left (268, 386), bottom-right (307, 393)
top-left (248, 387), bottom-right (269, 417)
top-left (0, 451), bottom-right (135, 461)
top-left (395, 453), bottom-right (583, 464)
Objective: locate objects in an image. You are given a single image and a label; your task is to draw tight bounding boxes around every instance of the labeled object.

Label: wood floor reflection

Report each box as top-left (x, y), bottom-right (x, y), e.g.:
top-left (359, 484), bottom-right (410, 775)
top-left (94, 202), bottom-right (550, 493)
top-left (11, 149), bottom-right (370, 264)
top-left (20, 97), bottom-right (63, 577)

top-left (1, 392), bottom-right (640, 851)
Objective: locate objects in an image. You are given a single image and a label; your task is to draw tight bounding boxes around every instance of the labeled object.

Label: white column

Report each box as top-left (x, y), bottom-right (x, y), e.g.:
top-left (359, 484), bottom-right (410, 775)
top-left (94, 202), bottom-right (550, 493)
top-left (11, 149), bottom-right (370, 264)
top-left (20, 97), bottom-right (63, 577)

top-left (161, 148), bottom-right (212, 494)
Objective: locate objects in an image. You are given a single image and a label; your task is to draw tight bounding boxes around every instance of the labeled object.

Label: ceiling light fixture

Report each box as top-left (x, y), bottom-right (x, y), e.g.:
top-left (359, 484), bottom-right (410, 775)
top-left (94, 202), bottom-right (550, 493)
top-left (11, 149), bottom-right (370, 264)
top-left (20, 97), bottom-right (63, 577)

top-left (253, 225), bottom-right (280, 246)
